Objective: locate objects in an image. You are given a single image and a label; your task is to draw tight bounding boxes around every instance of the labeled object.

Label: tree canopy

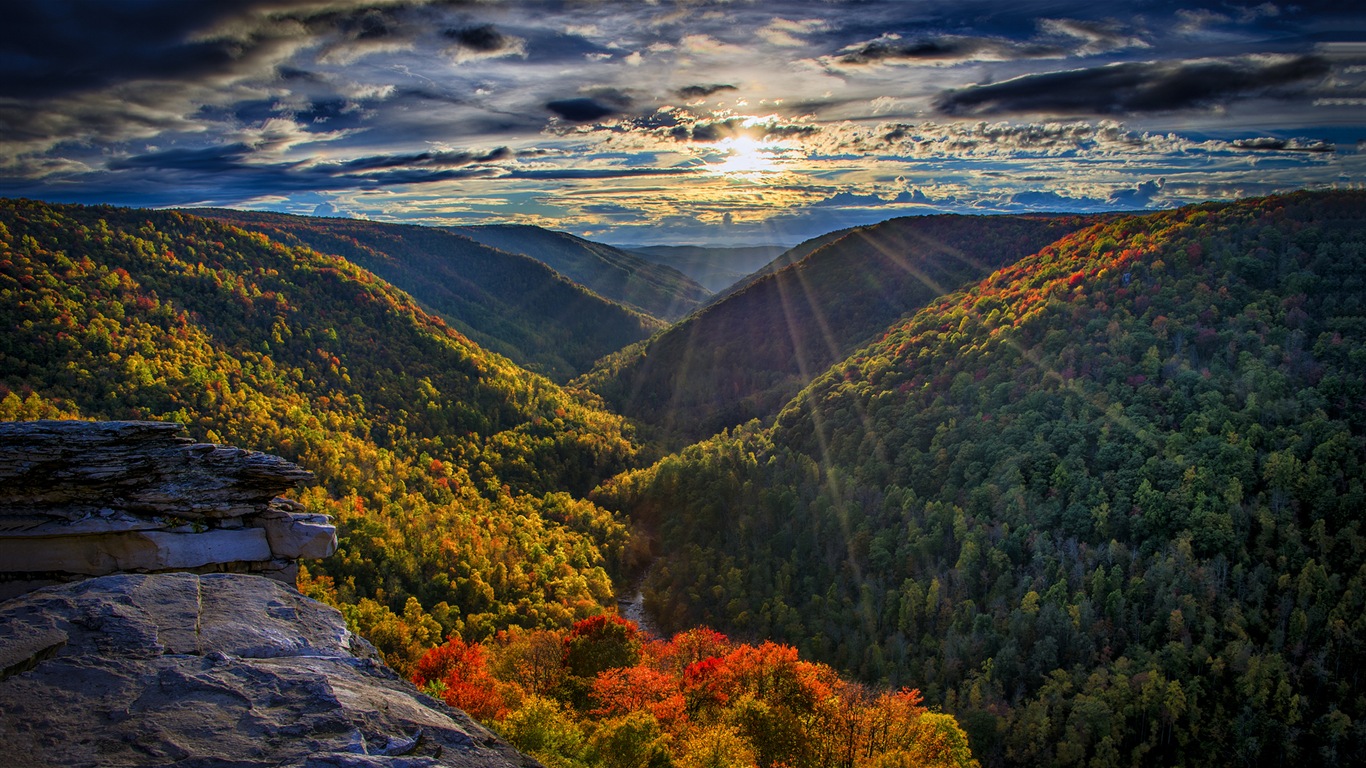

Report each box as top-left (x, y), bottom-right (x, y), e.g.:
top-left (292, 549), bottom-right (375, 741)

top-left (597, 191), bottom-right (1366, 766)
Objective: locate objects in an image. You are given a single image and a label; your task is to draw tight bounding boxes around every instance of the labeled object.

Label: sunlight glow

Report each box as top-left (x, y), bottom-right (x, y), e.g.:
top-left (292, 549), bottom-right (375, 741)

top-left (703, 136), bottom-right (790, 178)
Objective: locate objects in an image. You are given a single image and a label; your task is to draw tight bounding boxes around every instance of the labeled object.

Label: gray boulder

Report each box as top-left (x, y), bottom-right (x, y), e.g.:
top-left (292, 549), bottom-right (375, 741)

top-left (0, 573), bottom-right (539, 768)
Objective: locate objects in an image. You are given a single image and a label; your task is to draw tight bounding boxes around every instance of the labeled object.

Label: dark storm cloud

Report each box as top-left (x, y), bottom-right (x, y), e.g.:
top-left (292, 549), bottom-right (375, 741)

top-left (676, 84), bottom-right (737, 99)
top-left (0, 1), bottom-right (489, 100)
top-left (546, 88), bottom-right (634, 122)
top-left (328, 7), bottom-right (400, 40)
top-left (110, 144), bottom-right (258, 173)
top-left (935, 55), bottom-right (1330, 116)
top-left (0, 0), bottom-right (284, 99)
top-left (687, 122), bottom-right (734, 142)
top-left (104, 141), bottom-right (515, 194)
top-left (838, 35), bottom-right (1061, 65)
top-left (330, 147), bottom-right (511, 171)
top-left (546, 98), bottom-right (620, 122)
top-left (443, 24), bottom-right (510, 52)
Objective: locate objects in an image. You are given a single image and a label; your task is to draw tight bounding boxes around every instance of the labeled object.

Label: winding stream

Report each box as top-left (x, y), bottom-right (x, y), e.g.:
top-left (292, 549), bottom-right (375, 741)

top-left (615, 568), bottom-right (662, 638)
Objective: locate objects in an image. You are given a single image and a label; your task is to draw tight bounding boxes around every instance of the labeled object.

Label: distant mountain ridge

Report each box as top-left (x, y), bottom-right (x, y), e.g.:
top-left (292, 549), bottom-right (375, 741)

top-left (626, 244), bottom-right (786, 292)
top-left (193, 209), bottom-right (661, 381)
top-left (579, 213), bottom-right (1100, 445)
top-left (451, 224), bottom-right (710, 321)
top-left (704, 227), bottom-right (858, 305)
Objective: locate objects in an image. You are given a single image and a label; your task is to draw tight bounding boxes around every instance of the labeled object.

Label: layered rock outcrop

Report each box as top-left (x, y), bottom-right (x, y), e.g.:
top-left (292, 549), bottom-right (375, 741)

top-left (0, 420), bottom-right (335, 599)
top-left (0, 572), bottom-right (538, 768)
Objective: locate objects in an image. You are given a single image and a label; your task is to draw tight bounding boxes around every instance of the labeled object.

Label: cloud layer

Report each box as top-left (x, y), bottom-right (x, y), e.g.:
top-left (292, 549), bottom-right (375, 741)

top-left (936, 56), bottom-right (1331, 116)
top-left (1, 0), bottom-right (1361, 244)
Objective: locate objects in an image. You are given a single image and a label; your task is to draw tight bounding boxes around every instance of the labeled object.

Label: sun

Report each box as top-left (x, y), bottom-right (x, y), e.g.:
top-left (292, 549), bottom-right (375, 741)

top-left (704, 136), bottom-right (784, 178)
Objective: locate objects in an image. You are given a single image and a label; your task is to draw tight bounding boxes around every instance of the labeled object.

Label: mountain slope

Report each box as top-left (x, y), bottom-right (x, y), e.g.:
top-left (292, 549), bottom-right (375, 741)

top-left (579, 214), bottom-right (1098, 445)
top-left (452, 224), bottom-right (710, 321)
top-left (193, 209), bottom-right (661, 381)
top-left (704, 227), bottom-right (857, 306)
top-left (0, 198), bottom-right (642, 671)
top-left (627, 244), bottom-right (786, 292)
top-left (596, 191), bottom-right (1366, 767)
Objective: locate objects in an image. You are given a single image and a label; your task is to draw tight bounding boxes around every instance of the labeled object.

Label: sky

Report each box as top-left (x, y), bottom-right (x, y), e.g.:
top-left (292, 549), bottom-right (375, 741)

top-left (2, 0), bottom-right (1364, 246)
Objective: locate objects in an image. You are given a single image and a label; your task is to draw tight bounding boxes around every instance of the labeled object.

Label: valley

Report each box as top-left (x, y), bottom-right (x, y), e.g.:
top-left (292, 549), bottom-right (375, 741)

top-left (5, 3), bottom-right (1361, 766)
top-left (3, 191), bottom-right (1364, 767)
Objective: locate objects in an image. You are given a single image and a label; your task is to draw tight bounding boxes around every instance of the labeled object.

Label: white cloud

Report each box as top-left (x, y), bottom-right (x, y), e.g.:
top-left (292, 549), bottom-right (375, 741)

top-left (759, 18), bottom-right (828, 47)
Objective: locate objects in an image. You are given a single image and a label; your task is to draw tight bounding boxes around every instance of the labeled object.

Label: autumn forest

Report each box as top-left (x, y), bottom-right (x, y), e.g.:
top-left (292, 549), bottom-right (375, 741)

top-left (2, 191), bottom-right (1364, 767)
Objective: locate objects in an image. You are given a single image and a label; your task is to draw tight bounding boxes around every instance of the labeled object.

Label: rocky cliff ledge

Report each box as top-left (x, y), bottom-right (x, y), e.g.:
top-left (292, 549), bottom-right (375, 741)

top-left (0, 572), bottom-right (538, 768)
top-left (0, 420), bottom-right (335, 599)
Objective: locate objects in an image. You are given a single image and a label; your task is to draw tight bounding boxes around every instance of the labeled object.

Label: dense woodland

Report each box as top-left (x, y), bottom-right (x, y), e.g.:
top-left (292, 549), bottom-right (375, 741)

top-left (0, 197), bottom-right (980, 767)
top-left (596, 191), bottom-right (1366, 766)
top-left (3, 191), bottom-right (1363, 767)
top-left (579, 214), bottom-right (1101, 446)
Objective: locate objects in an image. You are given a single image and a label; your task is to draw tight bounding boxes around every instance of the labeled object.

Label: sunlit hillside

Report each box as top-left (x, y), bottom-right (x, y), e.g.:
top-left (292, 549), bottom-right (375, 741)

top-left (0, 199), bottom-right (641, 668)
top-left (580, 214), bottom-right (1101, 446)
top-left (0, 197), bottom-right (984, 768)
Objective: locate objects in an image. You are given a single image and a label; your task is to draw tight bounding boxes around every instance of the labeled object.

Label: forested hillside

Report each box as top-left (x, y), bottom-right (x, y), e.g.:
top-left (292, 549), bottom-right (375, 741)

top-left (0, 198), bottom-right (643, 670)
top-left (580, 214), bottom-right (1097, 445)
top-left (194, 209), bottom-right (661, 381)
top-left (451, 224), bottom-right (710, 321)
top-left (597, 191), bottom-right (1366, 767)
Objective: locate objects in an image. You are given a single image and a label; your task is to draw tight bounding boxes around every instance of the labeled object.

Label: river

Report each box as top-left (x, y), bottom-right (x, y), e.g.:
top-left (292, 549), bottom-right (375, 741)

top-left (615, 569), bottom-right (663, 638)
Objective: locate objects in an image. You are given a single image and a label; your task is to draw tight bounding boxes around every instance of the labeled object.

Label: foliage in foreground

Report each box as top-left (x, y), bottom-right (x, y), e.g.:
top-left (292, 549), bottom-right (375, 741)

top-left (413, 615), bottom-right (978, 768)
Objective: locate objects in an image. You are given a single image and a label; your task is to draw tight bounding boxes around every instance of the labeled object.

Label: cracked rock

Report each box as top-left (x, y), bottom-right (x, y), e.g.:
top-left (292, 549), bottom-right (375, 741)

top-left (0, 573), bottom-right (541, 768)
top-left (0, 421), bottom-right (336, 598)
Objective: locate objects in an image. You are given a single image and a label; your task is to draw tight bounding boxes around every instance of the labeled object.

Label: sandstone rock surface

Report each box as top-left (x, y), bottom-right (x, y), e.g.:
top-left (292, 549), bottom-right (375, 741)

top-left (0, 420), bottom-right (336, 598)
top-left (0, 573), bottom-right (539, 768)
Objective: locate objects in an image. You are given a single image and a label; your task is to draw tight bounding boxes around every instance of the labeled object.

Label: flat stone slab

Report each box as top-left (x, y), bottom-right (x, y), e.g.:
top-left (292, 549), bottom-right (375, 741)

top-left (0, 420), bottom-right (314, 520)
top-left (261, 509), bottom-right (339, 560)
top-left (0, 528), bottom-right (273, 575)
